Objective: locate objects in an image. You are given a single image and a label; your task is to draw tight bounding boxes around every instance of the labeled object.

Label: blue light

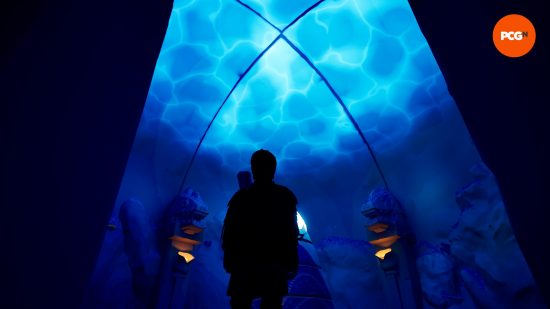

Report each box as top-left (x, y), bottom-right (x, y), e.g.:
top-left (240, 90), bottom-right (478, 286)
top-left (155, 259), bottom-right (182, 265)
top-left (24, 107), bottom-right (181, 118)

top-left (88, 2), bottom-right (541, 308)
top-left (297, 211), bottom-right (308, 234)
top-left (126, 0), bottom-right (461, 240)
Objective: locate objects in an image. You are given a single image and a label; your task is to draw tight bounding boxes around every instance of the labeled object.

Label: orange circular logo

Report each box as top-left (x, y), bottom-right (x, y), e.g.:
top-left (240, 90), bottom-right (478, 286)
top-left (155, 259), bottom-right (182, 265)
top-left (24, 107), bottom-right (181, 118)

top-left (493, 14), bottom-right (536, 57)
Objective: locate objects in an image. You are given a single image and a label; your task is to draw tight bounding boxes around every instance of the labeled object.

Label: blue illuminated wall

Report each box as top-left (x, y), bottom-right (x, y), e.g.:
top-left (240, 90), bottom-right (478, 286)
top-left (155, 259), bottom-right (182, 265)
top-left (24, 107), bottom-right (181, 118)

top-left (125, 0), bottom-right (471, 240)
top-left (87, 0), bottom-right (541, 308)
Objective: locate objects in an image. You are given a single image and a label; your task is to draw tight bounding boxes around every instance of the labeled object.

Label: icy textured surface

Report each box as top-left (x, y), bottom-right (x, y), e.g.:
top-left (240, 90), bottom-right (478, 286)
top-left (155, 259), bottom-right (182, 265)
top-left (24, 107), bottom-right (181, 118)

top-left (88, 0), bottom-right (539, 308)
top-left (449, 164), bottom-right (543, 308)
top-left (125, 0), bottom-right (465, 243)
top-left (415, 165), bottom-right (544, 308)
top-left (316, 237), bottom-right (385, 308)
top-left (416, 242), bottom-right (461, 308)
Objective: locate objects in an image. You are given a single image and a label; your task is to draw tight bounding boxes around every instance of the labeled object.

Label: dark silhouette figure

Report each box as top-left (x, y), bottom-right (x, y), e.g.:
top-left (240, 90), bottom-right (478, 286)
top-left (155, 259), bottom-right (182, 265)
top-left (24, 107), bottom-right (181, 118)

top-left (222, 149), bottom-right (299, 309)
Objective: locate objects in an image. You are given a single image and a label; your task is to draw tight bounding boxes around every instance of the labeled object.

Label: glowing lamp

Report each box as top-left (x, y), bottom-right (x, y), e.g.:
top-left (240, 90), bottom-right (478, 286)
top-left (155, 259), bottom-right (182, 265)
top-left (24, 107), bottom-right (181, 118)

top-left (157, 188), bottom-right (209, 309)
top-left (170, 225), bottom-right (203, 264)
top-left (375, 248), bottom-right (392, 260)
top-left (368, 223), bottom-right (389, 233)
top-left (177, 251), bottom-right (195, 263)
top-left (166, 188), bottom-right (209, 264)
top-left (181, 225), bottom-right (202, 235)
top-left (362, 188), bottom-right (406, 265)
top-left (362, 188), bottom-right (421, 307)
top-left (170, 235), bottom-right (201, 252)
top-left (369, 235), bottom-right (400, 248)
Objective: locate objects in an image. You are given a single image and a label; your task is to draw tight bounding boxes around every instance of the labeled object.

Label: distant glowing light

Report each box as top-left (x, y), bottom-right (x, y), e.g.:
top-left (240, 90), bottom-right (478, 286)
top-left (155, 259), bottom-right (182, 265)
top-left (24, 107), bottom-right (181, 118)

top-left (170, 236), bottom-right (200, 251)
top-left (375, 248), bottom-right (392, 260)
top-left (297, 211), bottom-right (307, 233)
top-left (181, 225), bottom-right (203, 235)
top-left (178, 251), bottom-right (195, 263)
top-left (367, 223), bottom-right (389, 233)
top-left (369, 235), bottom-right (400, 248)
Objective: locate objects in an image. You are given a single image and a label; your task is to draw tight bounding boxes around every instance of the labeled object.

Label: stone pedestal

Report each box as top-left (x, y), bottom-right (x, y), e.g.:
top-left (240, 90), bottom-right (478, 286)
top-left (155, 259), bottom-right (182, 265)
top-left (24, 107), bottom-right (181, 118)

top-left (157, 188), bottom-right (209, 309)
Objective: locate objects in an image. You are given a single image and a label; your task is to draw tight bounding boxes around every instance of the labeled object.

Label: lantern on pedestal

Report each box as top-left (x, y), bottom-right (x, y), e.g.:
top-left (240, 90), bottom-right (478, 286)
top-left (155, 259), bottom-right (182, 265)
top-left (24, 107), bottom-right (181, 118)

top-left (361, 190), bottom-right (403, 264)
top-left (157, 187), bottom-right (209, 309)
top-left (361, 187), bottom-right (420, 309)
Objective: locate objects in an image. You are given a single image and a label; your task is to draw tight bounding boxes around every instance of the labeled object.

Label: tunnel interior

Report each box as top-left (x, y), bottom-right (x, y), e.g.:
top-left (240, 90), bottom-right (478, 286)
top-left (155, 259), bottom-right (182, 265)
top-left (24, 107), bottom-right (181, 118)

top-left (85, 0), bottom-right (543, 308)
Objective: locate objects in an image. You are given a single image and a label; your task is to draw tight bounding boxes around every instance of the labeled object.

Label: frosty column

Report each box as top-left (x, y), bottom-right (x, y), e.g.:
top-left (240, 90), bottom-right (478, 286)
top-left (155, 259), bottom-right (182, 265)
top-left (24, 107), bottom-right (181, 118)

top-left (157, 188), bottom-right (209, 309)
top-left (361, 188), bottom-right (421, 309)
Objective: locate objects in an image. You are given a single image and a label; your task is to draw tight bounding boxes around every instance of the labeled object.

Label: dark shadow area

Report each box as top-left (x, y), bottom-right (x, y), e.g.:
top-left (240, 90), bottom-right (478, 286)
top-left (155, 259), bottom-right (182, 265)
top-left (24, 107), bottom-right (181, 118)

top-left (408, 0), bottom-right (550, 302)
top-left (1, 1), bottom-right (172, 307)
top-left (222, 150), bottom-right (299, 309)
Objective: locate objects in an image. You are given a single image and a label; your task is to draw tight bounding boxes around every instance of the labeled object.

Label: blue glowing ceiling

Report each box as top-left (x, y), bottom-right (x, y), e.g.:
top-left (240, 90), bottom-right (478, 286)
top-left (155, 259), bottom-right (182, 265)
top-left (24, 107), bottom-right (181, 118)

top-left (88, 2), bottom-right (543, 308)
top-left (133, 0), bottom-right (453, 239)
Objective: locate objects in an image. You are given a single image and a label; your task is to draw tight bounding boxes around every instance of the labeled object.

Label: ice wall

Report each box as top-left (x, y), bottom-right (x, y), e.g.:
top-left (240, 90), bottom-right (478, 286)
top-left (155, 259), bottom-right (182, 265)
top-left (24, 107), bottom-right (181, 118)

top-left (86, 0), bottom-right (542, 307)
top-left (116, 0), bottom-right (471, 241)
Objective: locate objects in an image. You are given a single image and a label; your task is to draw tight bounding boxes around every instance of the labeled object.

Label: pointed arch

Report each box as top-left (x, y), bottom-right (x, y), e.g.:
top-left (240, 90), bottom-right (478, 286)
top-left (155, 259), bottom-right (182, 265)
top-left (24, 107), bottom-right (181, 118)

top-left (179, 0), bottom-right (388, 191)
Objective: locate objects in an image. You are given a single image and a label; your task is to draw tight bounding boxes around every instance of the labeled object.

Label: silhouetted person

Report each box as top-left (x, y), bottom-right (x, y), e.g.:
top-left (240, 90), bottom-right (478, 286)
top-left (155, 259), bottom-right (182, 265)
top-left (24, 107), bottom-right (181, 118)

top-left (222, 149), bottom-right (299, 309)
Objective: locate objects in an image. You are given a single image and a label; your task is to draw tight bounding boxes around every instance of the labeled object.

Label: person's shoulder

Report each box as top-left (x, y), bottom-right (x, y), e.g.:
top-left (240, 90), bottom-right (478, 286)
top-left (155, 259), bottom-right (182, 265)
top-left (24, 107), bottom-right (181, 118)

top-left (273, 183), bottom-right (290, 192)
top-left (229, 188), bottom-right (249, 203)
top-left (274, 184), bottom-right (297, 203)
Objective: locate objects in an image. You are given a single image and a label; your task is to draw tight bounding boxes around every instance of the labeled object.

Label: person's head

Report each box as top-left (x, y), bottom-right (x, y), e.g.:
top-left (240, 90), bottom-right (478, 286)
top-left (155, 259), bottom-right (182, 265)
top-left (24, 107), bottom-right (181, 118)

top-left (237, 171), bottom-right (252, 189)
top-left (250, 149), bottom-right (276, 182)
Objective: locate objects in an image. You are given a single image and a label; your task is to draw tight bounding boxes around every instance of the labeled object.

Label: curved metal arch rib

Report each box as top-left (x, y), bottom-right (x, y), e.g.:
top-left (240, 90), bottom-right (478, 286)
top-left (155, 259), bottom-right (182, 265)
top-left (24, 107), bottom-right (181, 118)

top-left (177, 35), bottom-right (282, 192)
top-left (178, 0), bottom-right (388, 192)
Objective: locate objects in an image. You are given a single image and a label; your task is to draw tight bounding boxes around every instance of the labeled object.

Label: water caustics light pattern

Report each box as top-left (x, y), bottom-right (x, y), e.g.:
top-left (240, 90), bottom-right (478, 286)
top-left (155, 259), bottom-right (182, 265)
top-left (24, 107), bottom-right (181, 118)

top-left (88, 0), bottom-right (544, 307)
top-left (135, 0), bottom-right (457, 239)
